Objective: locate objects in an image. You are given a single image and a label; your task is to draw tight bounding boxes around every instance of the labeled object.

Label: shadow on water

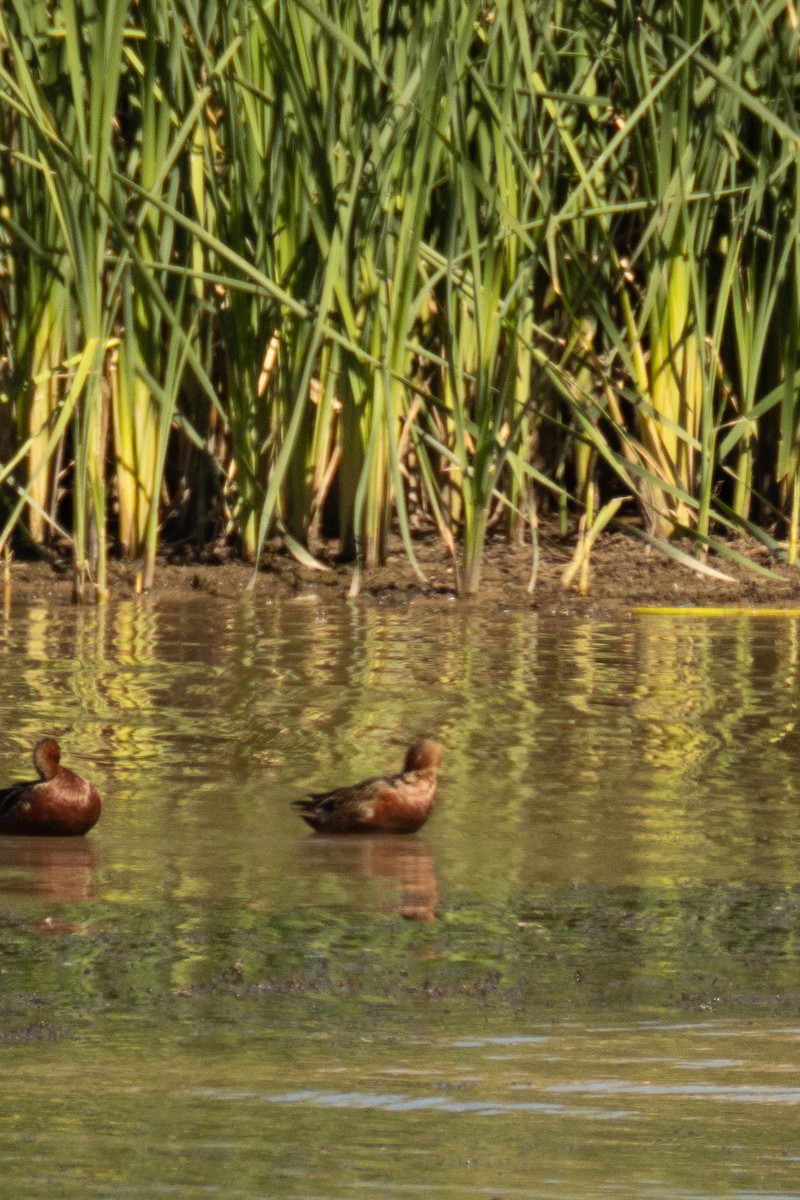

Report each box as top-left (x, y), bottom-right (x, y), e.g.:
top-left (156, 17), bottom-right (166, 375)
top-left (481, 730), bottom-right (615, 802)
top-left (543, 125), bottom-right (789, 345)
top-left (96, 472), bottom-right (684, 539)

top-left (3, 599), bottom-right (800, 1195)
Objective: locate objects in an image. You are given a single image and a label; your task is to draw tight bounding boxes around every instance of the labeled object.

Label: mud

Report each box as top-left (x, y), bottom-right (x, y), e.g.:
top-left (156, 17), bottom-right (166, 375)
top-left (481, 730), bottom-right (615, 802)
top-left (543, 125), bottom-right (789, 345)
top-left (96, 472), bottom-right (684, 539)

top-left (4, 525), bottom-right (800, 615)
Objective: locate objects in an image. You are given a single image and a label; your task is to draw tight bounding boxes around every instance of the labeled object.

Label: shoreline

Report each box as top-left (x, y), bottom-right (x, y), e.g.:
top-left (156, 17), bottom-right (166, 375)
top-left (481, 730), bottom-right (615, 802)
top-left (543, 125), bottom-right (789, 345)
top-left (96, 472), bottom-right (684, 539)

top-left (4, 528), bottom-right (800, 617)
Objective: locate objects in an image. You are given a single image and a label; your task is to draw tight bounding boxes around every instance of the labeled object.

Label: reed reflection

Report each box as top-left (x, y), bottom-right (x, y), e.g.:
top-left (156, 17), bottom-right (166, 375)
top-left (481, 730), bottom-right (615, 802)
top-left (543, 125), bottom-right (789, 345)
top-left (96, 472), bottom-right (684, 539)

top-left (298, 834), bottom-right (438, 921)
top-left (3, 600), bottom-right (800, 907)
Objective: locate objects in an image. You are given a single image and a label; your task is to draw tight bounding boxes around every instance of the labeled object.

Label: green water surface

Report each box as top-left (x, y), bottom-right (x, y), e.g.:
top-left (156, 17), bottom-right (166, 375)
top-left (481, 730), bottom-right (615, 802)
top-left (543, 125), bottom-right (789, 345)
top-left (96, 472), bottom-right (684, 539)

top-left (1, 598), bottom-right (799, 1198)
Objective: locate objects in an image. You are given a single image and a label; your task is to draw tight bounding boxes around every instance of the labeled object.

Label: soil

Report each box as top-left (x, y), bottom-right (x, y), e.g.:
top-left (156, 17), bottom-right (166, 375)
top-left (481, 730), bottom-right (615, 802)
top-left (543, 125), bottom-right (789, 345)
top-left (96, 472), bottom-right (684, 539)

top-left (5, 523), bottom-right (800, 615)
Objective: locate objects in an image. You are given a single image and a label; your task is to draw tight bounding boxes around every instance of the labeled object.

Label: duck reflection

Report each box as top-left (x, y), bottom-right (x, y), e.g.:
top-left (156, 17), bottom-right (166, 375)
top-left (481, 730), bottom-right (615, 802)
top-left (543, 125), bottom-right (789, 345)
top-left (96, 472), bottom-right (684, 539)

top-left (299, 834), bottom-right (438, 921)
top-left (0, 836), bottom-right (97, 902)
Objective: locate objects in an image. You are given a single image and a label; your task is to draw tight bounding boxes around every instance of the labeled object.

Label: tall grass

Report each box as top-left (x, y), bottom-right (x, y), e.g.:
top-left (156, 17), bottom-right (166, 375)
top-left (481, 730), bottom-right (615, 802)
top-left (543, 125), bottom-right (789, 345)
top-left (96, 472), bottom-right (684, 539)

top-left (2, 0), bottom-right (800, 599)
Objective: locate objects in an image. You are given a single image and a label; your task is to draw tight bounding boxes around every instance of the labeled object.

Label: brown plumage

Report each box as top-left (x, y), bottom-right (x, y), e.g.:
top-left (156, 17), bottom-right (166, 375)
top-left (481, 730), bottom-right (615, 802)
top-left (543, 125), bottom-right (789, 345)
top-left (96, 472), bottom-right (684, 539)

top-left (294, 738), bottom-right (443, 834)
top-left (0, 739), bottom-right (102, 837)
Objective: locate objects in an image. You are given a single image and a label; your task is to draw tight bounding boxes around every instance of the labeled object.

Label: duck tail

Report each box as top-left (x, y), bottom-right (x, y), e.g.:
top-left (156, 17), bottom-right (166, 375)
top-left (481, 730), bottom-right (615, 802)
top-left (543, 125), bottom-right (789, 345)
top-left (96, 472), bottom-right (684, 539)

top-left (0, 784), bottom-right (24, 816)
top-left (292, 800), bottom-right (322, 830)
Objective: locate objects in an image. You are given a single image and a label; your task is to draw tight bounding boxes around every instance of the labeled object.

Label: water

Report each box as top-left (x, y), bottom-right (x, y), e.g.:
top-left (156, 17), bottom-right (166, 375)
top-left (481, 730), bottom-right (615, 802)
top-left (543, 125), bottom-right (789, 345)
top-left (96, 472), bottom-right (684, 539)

top-left (1, 596), bottom-right (800, 1198)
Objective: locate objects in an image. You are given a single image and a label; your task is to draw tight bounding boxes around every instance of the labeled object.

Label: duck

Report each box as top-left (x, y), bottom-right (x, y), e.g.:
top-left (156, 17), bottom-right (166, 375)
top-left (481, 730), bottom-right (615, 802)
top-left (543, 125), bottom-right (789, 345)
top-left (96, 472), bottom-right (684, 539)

top-left (0, 739), bottom-right (102, 836)
top-left (294, 738), bottom-right (443, 834)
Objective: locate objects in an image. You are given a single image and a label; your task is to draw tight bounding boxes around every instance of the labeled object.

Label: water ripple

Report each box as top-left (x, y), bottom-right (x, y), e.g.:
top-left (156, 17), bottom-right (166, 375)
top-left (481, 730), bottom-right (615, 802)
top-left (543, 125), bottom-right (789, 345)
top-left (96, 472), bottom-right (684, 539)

top-left (191, 1086), bottom-right (630, 1119)
top-left (548, 1080), bottom-right (800, 1102)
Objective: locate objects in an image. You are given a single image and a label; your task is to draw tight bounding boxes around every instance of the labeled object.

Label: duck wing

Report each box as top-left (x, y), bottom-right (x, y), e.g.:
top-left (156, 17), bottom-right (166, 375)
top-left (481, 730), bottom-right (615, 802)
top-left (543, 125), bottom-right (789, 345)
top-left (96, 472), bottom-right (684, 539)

top-left (293, 773), bottom-right (398, 832)
top-left (0, 780), bottom-right (34, 817)
top-left (295, 773), bottom-right (391, 813)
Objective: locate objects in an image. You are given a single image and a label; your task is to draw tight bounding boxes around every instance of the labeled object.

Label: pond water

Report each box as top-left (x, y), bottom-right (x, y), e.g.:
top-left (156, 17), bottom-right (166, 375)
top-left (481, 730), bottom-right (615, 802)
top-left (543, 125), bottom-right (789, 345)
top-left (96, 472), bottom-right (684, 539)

top-left (1, 595), bottom-right (799, 1198)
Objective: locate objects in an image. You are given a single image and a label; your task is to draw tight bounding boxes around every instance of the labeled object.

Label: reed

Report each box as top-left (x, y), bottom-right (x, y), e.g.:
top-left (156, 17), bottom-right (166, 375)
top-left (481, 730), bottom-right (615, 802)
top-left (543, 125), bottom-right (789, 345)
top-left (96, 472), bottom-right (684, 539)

top-left (2, 1), bottom-right (800, 598)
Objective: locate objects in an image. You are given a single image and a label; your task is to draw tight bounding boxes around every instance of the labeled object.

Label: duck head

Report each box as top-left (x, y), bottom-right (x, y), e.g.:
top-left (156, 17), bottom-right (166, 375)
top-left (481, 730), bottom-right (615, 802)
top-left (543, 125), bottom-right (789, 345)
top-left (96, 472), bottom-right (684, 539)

top-left (403, 738), bottom-right (443, 773)
top-left (33, 738), bottom-right (61, 781)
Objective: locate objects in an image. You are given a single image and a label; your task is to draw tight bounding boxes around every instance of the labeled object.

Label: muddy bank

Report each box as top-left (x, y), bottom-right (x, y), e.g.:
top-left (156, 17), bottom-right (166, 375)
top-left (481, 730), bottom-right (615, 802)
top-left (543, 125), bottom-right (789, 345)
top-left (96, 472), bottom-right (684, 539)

top-left (4, 526), bottom-right (800, 615)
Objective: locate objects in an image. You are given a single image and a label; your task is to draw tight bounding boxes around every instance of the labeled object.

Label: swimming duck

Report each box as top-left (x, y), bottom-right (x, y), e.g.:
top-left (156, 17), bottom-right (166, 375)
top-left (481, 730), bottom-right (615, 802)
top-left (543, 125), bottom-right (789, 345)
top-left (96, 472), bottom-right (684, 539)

top-left (0, 739), bottom-right (102, 836)
top-left (294, 739), bottom-right (443, 834)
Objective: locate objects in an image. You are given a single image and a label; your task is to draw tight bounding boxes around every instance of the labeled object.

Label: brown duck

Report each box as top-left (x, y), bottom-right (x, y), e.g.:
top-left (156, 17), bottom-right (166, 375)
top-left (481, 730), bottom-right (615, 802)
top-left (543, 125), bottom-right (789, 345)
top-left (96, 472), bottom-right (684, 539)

top-left (294, 739), bottom-right (442, 834)
top-left (0, 739), bottom-right (102, 836)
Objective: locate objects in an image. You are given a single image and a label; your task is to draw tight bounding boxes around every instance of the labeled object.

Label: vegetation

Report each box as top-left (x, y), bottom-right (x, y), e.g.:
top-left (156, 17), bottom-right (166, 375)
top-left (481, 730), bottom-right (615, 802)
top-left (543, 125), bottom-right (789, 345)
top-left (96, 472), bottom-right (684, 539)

top-left (2, 0), bottom-right (800, 600)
